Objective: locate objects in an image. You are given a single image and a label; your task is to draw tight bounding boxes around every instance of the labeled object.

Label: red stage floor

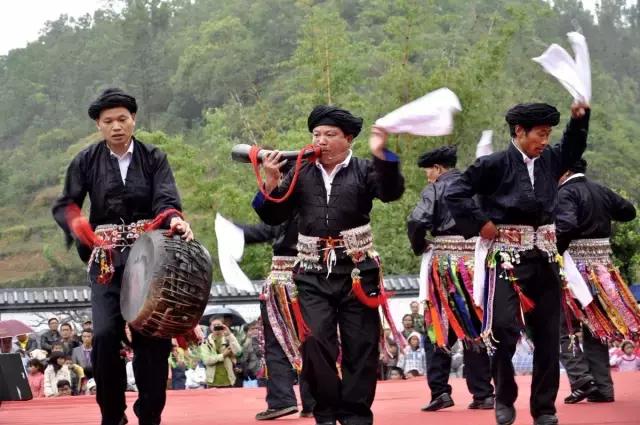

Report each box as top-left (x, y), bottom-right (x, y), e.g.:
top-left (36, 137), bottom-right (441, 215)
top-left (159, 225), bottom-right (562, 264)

top-left (1, 372), bottom-right (638, 425)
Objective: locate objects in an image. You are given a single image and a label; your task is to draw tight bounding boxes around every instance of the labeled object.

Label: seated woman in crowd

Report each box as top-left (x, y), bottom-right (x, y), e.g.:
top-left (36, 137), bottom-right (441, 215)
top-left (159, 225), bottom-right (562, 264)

top-left (398, 332), bottom-right (426, 377)
top-left (27, 358), bottom-right (45, 398)
top-left (44, 351), bottom-right (71, 397)
top-left (200, 319), bottom-right (242, 388)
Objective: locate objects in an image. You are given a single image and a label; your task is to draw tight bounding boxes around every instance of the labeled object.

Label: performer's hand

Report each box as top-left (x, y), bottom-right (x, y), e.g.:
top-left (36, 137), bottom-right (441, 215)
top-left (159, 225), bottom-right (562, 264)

top-left (170, 217), bottom-right (194, 241)
top-left (369, 125), bottom-right (388, 160)
top-left (263, 150), bottom-right (287, 193)
top-left (570, 101), bottom-right (590, 118)
top-left (480, 221), bottom-right (499, 240)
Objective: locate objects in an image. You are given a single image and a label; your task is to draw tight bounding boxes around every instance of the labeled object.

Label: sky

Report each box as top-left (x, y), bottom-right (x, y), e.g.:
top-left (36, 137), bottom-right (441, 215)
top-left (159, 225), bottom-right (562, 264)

top-left (0, 0), bottom-right (621, 56)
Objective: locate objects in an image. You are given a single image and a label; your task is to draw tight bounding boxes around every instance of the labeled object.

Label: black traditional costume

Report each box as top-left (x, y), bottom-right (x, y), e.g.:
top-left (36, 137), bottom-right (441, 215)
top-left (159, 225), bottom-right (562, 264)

top-left (407, 146), bottom-right (494, 411)
top-left (52, 89), bottom-right (182, 425)
top-left (253, 106), bottom-right (405, 425)
top-left (238, 218), bottom-right (315, 418)
top-left (557, 159), bottom-right (638, 403)
top-left (445, 103), bottom-right (590, 423)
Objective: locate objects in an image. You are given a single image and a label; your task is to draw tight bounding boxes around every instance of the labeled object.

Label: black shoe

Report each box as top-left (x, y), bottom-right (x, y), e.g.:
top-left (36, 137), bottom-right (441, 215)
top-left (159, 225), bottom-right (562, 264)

top-left (316, 422), bottom-right (336, 425)
top-left (564, 381), bottom-right (598, 404)
top-left (300, 410), bottom-right (314, 418)
top-left (495, 402), bottom-right (516, 425)
top-left (255, 406), bottom-right (299, 420)
top-left (587, 392), bottom-right (614, 403)
top-left (118, 414), bottom-right (128, 425)
top-left (468, 396), bottom-right (495, 410)
top-left (421, 393), bottom-right (454, 411)
top-left (533, 414), bottom-right (558, 425)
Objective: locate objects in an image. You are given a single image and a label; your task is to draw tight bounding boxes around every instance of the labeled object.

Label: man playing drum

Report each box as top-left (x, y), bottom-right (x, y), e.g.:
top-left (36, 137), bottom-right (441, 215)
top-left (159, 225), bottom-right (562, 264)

top-left (52, 88), bottom-right (193, 425)
top-left (253, 106), bottom-right (405, 425)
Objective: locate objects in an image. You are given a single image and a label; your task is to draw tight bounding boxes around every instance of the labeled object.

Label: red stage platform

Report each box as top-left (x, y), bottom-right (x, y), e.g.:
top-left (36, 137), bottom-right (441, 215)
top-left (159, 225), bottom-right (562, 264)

top-left (2, 373), bottom-right (638, 425)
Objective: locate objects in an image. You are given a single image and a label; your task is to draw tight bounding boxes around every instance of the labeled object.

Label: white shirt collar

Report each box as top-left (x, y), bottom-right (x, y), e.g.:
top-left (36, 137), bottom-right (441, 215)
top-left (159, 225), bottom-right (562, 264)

top-left (315, 150), bottom-right (352, 175)
top-left (315, 150), bottom-right (352, 202)
top-left (561, 173), bottom-right (585, 186)
top-left (108, 139), bottom-right (134, 160)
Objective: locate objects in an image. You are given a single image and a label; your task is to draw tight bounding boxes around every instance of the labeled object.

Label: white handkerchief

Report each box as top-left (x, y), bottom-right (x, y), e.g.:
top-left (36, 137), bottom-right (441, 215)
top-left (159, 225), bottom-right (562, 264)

top-left (562, 252), bottom-right (593, 308)
top-left (475, 130), bottom-right (493, 159)
top-left (215, 213), bottom-right (255, 293)
top-left (418, 249), bottom-right (433, 301)
top-left (473, 237), bottom-right (493, 307)
top-left (532, 32), bottom-right (591, 103)
top-left (375, 88), bottom-right (462, 136)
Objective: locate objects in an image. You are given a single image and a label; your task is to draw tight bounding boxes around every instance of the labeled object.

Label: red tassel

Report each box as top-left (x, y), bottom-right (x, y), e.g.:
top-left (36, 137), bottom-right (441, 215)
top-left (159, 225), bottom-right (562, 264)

top-left (144, 208), bottom-right (184, 232)
top-left (352, 276), bottom-right (381, 308)
top-left (513, 282), bottom-right (535, 312)
top-left (65, 204), bottom-right (103, 248)
top-left (291, 298), bottom-right (311, 342)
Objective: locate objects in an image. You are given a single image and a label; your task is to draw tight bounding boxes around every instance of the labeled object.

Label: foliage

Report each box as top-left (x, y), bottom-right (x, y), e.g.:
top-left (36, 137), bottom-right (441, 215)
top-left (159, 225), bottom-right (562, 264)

top-left (1, 0), bottom-right (639, 287)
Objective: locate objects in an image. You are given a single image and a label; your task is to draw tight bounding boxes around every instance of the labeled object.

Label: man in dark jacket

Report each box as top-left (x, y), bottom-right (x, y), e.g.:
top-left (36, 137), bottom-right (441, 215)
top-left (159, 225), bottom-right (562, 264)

top-left (556, 158), bottom-right (637, 404)
top-left (407, 145), bottom-right (494, 413)
top-left (253, 106), bottom-right (405, 425)
top-left (446, 101), bottom-right (590, 425)
top-left (40, 317), bottom-right (61, 353)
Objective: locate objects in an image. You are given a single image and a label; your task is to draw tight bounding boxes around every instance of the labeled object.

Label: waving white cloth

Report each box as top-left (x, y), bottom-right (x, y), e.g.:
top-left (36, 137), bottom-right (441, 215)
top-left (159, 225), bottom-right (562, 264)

top-left (418, 248), bottom-right (434, 301)
top-left (375, 88), bottom-right (462, 136)
top-left (532, 32), bottom-right (591, 103)
top-left (562, 252), bottom-right (593, 307)
top-left (475, 130), bottom-right (493, 159)
top-left (215, 213), bottom-right (255, 293)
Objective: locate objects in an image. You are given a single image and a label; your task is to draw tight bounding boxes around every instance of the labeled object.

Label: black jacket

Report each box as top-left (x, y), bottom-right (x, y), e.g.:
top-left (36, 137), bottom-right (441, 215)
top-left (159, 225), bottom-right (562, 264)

top-left (556, 175), bottom-right (636, 253)
top-left (407, 169), bottom-right (462, 255)
top-left (51, 137), bottom-right (182, 263)
top-left (253, 154), bottom-right (404, 273)
top-left (237, 218), bottom-right (298, 257)
top-left (445, 112), bottom-right (589, 238)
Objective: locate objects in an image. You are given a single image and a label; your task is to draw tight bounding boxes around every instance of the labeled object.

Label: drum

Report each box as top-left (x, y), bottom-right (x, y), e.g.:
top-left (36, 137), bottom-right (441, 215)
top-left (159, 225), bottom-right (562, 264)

top-left (121, 230), bottom-right (213, 338)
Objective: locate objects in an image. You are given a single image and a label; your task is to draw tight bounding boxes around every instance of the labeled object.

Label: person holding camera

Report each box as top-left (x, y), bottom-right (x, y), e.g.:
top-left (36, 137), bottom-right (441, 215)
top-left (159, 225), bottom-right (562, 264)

top-left (200, 319), bottom-right (242, 388)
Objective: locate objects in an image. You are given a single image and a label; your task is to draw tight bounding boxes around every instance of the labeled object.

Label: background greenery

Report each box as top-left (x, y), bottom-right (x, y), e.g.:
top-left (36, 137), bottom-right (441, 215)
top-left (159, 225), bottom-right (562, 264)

top-left (1, 0), bottom-right (638, 287)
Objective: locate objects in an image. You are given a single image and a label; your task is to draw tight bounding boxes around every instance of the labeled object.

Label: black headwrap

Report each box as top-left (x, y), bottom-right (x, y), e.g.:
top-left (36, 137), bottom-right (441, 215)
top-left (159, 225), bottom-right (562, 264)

top-left (307, 105), bottom-right (363, 138)
top-left (88, 88), bottom-right (138, 120)
top-left (417, 146), bottom-right (457, 168)
top-left (569, 158), bottom-right (587, 174)
top-left (505, 103), bottom-right (560, 136)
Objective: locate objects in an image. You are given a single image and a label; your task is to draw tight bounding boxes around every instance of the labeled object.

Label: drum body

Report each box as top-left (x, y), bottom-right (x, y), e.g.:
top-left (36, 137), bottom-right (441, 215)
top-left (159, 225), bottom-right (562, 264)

top-left (121, 230), bottom-right (213, 338)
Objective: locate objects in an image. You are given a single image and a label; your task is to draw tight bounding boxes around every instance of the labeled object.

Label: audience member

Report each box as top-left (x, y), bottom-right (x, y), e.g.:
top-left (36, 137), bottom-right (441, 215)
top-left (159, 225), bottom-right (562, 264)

top-left (610, 340), bottom-right (640, 372)
top-left (40, 317), bottom-right (61, 353)
top-left (27, 358), bottom-right (45, 398)
top-left (201, 319), bottom-right (241, 388)
top-left (409, 301), bottom-right (425, 334)
top-left (72, 329), bottom-right (93, 378)
top-left (44, 351), bottom-right (71, 397)
top-left (398, 332), bottom-right (426, 377)
top-left (56, 379), bottom-right (73, 397)
top-left (59, 323), bottom-right (80, 356)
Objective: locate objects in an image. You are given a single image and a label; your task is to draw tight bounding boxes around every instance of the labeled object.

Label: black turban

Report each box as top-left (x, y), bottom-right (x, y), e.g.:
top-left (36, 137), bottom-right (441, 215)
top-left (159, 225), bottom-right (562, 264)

top-left (417, 145), bottom-right (457, 168)
top-left (505, 103), bottom-right (560, 133)
top-left (88, 88), bottom-right (138, 120)
top-left (569, 158), bottom-right (587, 174)
top-left (307, 105), bottom-right (363, 138)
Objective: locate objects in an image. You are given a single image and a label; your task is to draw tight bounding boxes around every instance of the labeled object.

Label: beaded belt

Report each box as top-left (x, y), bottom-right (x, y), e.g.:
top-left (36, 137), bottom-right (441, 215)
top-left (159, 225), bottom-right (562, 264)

top-left (432, 236), bottom-right (477, 255)
top-left (270, 256), bottom-right (297, 282)
top-left (94, 220), bottom-right (150, 249)
top-left (568, 238), bottom-right (612, 262)
top-left (494, 224), bottom-right (558, 258)
top-left (296, 224), bottom-right (375, 274)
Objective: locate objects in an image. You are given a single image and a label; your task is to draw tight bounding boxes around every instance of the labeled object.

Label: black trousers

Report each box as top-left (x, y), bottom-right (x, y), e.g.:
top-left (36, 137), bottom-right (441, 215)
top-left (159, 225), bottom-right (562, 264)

top-left (90, 264), bottom-right (171, 425)
top-left (491, 250), bottom-right (561, 419)
top-left (296, 269), bottom-right (381, 425)
top-left (260, 301), bottom-right (315, 412)
top-left (426, 328), bottom-right (494, 402)
top-left (560, 322), bottom-right (613, 397)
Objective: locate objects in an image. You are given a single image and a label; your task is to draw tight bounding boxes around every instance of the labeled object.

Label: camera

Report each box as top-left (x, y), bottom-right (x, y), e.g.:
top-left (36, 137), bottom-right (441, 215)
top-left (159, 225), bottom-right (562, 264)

top-left (213, 325), bottom-right (225, 331)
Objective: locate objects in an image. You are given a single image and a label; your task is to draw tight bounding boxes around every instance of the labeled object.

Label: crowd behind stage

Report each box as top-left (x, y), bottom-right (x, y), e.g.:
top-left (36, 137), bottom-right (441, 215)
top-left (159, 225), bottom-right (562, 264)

top-left (3, 303), bottom-right (639, 400)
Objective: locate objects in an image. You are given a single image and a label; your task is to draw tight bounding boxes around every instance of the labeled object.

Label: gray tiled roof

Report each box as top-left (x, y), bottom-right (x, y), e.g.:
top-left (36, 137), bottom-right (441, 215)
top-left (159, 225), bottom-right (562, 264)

top-left (0, 275), bottom-right (420, 312)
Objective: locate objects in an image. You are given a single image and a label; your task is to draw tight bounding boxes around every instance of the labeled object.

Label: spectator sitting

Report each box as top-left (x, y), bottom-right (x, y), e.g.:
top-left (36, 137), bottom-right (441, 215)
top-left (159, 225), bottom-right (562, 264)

top-left (169, 341), bottom-right (190, 390)
top-left (387, 366), bottom-right (405, 380)
top-left (610, 340), bottom-right (640, 372)
top-left (81, 318), bottom-right (93, 333)
top-left (397, 332), bottom-right (426, 377)
top-left (512, 338), bottom-right (533, 376)
top-left (50, 342), bottom-right (64, 354)
top-left (201, 319), bottom-right (241, 388)
top-left (12, 333), bottom-right (38, 369)
top-left (185, 362), bottom-right (207, 390)
top-left (56, 379), bottom-right (73, 397)
top-left (400, 314), bottom-right (417, 341)
top-left (27, 358), bottom-right (45, 398)
top-left (86, 378), bottom-right (97, 395)
top-left (40, 317), bottom-right (61, 354)
top-left (44, 351), bottom-right (71, 397)
top-left (72, 329), bottom-right (93, 378)
top-left (30, 348), bottom-right (48, 362)
top-left (59, 323), bottom-right (80, 356)
top-left (409, 301), bottom-right (425, 334)
top-left (64, 354), bottom-right (86, 395)
top-left (237, 321), bottom-right (262, 387)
